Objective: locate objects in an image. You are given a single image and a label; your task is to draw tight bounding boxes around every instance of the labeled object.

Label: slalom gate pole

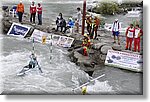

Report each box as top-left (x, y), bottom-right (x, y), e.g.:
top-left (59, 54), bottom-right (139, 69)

top-left (49, 34), bottom-right (53, 63)
top-left (73, 74), bottom-right (105, 91)
top-left (32, 37), bottom-right (35, 54)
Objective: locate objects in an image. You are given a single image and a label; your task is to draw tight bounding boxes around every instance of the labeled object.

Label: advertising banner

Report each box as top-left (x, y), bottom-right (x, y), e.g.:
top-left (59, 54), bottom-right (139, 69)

top-left (105, 50), bottom-right (142, 72)
top-left (31, 29), bottom-right (49, 43)
top-left (7, 23), bottom-right (30, 37)
top-left (31, 29), bottom-right (74, 48)
top-left (57, 36), bottom-right (74, 48)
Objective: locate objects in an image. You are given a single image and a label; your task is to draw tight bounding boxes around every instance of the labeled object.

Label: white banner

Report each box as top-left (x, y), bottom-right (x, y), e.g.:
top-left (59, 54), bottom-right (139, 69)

top-left (52, 35), bottom-right (61, 45)
top-left (57, 36), bottom-right (74, 48)
top-left (31, 29), bottom-right (49, 43)
top-left (105, 50), bottom-right (142, 72)
top-left (31, 29), bottom-right (74, 48)
top-left (7, 23), bottom-right (31, 37)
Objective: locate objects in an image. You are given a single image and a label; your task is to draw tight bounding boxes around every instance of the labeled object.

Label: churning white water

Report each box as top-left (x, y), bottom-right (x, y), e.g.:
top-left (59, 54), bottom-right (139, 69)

top-left (0, 36), bottom-right (114, 94)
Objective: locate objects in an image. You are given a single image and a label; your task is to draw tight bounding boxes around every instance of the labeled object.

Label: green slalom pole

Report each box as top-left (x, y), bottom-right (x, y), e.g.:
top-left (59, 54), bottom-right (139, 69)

top-left (32, 37), bottom-right (35, 54)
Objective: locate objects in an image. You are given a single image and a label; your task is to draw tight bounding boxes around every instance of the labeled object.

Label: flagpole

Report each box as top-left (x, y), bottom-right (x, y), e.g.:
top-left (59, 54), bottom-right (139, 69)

top-left (82, 0), bottom-right (86, 35)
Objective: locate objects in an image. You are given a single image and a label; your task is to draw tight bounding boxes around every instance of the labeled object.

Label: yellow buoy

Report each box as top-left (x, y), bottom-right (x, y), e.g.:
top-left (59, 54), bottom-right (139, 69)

top-left (42, 36), bottom-right (46, 44)
top-left (81, 86), bottom-right (87, 95)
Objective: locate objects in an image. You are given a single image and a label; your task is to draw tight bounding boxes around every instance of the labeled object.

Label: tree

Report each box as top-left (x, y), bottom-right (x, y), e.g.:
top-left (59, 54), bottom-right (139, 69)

top-left (93, 2), bottom-right (120, 15)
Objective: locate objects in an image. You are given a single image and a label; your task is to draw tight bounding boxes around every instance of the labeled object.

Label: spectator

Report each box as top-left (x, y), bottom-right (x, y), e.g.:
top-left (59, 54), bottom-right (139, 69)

top-left (134, 24), bottom-right (143, 52)
top-left (30, 1), bottom-right (36, 23)
top-left (55, 13), bottom-right (66, 32)
top-left (63, 17), bottom-right (75, 33)
top-left (37, 3), bottom-right (42, 25)
top-left (112, 19), bottom-right (121, 45)
top-left (125, 24), bottom-right (135, 50)
top-left (86, 15), bottom-right (92, 35)
top-left (16, 1), bottom-right (24, 22)
top-left (75, 7), bottom-right (82, 33)
top-left (90, 15), bottom-right (100, 39)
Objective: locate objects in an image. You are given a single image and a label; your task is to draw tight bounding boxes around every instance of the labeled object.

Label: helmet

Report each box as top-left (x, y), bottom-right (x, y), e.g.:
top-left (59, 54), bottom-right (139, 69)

top-left (115, 19), bottom-right (118, 21)
top-left (84, 33), bottom-right (88, 37)
top-left (33, 57), bottom-right (36, 60)
top-left (69, 17), bottom-right (72, 21)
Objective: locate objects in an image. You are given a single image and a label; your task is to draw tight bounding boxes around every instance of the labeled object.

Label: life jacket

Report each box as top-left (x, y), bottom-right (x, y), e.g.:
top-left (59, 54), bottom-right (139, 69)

top-left (112, 21), bottom-right (120, 32)
top-left (134, 28), bottom-right (142, 38)
top-left (37, 6), bottom-right (42, 14)
top-left (89, 19), bottom-right (95, 29)
top-left (30, 5), bottom-right (36, 14)
top-left (83, 46), bottom-right (88, 56)
top-left (82, 37), bottom-right (91, 47)
top-left (126, 27), bottom-right (135, 38)
top-left (86, 16), bottom-right (92, 25)
top-left (16, 3), bottom-right (24, 13)
top-left (68, 20), bottom-right (75, 28)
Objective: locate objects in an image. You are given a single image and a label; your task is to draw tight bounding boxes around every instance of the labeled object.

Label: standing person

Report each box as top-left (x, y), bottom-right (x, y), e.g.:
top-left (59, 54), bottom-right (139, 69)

top-left (86, 15), bottom-right (92, 35)
top-left (89, 15), bottom-right (100, 40)
top-left (125, 24), bottom-right (135, 50)
top-left (75, 7), bottom-right (82, 33)
top-left (134, 24), bottom-right (143, 52)
top-left (91, 16), bottom-right (100, 40)
top-left (90, 15), bottom-right (96, 39)
top-left (30, 1), bottom-right (36, 23)
top-left (16, 1), bottom-right (24, 22)
top-left (37, 3), bottom-right (42, 25)
top-left (112, 19), bottom-right (121, 45)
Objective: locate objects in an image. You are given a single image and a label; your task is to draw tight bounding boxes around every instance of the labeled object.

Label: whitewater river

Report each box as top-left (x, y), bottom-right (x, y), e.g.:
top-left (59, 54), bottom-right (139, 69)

top-left (0, 35), bottom-right (115, 95)
top-left (0, 35), bottom-right (142, 95)
top-left (0, 0), bottom-right (142, 95)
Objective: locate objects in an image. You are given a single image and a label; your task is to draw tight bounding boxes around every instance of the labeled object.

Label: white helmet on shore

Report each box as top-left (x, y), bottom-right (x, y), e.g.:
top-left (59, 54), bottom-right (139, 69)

top-left (115, 19), bottom-right (118, 21)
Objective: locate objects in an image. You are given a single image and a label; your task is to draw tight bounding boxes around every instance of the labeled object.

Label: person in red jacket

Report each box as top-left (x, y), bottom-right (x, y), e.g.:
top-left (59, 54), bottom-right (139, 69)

top-left (30, 1), bottom-right (36, 23)
top-left (134, 24), bottom-right (143, 52)
top-left (125, 24), bottom-right (135, 50)
top-left (37, 3), bottom-right (42, 25)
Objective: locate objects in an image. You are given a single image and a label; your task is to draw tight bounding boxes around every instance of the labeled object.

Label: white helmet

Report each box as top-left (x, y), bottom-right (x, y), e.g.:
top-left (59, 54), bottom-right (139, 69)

top-left (115, 19), bottom-right (118, 21)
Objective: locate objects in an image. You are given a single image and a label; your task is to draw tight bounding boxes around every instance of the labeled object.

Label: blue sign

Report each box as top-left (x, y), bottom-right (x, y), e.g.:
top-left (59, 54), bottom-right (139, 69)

top-left (7, 23), bottom-right (30, 37)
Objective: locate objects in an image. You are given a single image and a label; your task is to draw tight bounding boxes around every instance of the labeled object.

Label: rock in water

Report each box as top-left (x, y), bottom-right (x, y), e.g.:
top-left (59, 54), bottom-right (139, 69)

top-left (92, 43), bottom-right (106, 50)
top-left (99, 54), bottom-right (106, 61)
top-left (112, 44), bottom-right (122, 51)
top-left (100, 45), bottom-right (112, 55)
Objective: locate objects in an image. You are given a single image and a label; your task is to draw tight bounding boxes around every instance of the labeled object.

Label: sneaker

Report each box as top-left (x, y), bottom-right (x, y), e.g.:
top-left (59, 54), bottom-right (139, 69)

top-left (129, 48), bottom-right (131, 51)
top-left (125, 48), bottom-right (128, 50)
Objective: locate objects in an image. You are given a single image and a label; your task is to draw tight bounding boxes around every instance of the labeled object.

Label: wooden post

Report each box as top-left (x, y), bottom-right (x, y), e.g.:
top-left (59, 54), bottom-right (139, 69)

top-left (82, 0), bottom-right (86, 35)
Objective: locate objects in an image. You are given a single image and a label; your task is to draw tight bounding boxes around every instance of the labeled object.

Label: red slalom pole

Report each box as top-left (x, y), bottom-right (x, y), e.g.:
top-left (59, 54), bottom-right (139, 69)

top-left (82, 0), bottom-right (86, 35)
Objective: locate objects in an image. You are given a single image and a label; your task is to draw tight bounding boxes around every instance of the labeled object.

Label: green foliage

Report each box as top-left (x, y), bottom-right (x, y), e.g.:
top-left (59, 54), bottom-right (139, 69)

top-left (93, 2), bottom-right (120, 15)
top-left (132, 19), bottom-right (143, 29)
top-left (100, 18), bottom-right (105, 28)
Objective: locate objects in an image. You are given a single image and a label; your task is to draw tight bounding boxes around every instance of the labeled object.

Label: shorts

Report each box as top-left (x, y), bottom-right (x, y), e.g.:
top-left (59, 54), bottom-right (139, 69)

top-left (113, 31), bottom-right (120, 36)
